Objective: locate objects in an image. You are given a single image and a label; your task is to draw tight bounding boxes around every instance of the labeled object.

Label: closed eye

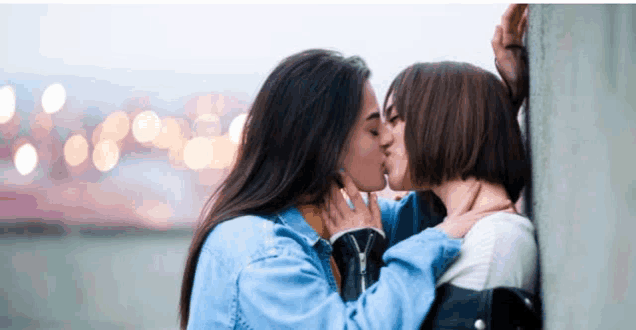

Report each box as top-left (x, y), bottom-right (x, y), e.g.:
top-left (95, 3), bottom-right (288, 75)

top-left (389, 116), bottom-right (399, 125)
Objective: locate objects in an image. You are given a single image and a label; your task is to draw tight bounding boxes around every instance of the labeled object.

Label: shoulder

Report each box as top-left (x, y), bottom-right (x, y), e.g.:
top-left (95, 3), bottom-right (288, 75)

top-left (467, 213), bottom-right (538, 291)
top-left (438, 213), bottom-right (538, 292)
top-left (200, 214), bottom-right (314, 272)
top-left (464, 212), bottom-right (536, 249)
top-left (189, 214), bottom-right (319, 329)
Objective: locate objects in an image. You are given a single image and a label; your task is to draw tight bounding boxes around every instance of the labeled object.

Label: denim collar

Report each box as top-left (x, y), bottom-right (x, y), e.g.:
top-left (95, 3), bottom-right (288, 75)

top-left (275, 205), bottom-right (322, 247)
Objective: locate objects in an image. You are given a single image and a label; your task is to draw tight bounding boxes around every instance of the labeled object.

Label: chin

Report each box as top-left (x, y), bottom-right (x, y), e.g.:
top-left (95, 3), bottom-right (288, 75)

top-left (387, 176), bottom-right (408, 192)
top-left (355, 175), bottom-right (387, 192)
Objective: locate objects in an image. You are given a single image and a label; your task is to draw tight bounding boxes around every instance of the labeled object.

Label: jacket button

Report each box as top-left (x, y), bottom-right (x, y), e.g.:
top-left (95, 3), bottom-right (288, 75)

top-left (474, 319), bottom-right (486, 330)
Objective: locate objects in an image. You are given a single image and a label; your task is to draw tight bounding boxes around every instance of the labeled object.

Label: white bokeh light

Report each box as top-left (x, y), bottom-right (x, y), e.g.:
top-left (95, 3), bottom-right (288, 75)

top-left (228, 113), bottom-right (248, 144)
top-left (132, 110), bottom-right (162, 143)
top-left (14, 143), bottom-right (38, 176)
top-left (0, 85), bottom-right (16, 124)
top-left (41, 83), bottom-right (67, 114)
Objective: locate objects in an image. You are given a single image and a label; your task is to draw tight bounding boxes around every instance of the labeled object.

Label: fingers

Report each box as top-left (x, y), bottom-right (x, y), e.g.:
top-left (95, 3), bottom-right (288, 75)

top-left (518, 8), bottom-right (528, 39)
top-left (328, 184), bottom-right (350, 219)
top-left (368, 192), bottom-right (382, 223)
top-left (502, 4), bottom-right (528, 46)
top-left (340, 170), bottom-right (367, 211)
top-left (491, 25), bottom-right (504, 56)
top-left (502, 4), bottom-right (528, 29)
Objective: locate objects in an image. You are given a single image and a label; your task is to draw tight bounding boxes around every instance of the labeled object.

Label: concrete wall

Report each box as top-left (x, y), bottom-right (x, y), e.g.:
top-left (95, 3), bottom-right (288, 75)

top-left (528, 4), bottom-right (636, 329)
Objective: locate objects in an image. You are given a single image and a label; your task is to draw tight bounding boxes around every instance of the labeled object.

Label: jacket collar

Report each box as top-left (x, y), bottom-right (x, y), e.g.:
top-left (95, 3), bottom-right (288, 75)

top-left (275, 205), bottom-right (322, 247)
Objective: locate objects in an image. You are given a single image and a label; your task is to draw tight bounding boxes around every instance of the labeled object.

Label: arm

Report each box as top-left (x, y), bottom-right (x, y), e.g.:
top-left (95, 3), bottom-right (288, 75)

top-left (492, 3), bottom-right (530, 115)
top-left (237, 228), bottom-right (460, 330)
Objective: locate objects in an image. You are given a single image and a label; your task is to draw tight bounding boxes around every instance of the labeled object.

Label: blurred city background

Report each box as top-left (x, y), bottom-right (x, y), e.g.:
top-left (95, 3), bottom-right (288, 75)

top-left (1, 4), bottom-right (511, 329)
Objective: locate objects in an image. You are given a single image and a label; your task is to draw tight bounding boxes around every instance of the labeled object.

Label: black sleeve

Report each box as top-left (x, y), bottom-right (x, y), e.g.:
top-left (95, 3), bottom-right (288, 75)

top-left (421, 283), bottom-right (543, 330)
top-left (331, 228), bottom-right (387, 302)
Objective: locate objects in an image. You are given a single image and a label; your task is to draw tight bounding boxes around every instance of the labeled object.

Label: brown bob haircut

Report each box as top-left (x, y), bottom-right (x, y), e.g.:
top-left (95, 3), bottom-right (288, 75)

top-left (383, 61), bottom-right (530, 203)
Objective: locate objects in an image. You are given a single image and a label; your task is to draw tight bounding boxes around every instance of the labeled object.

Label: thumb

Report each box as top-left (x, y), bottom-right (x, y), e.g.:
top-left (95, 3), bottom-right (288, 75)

top-left (492, 25), bottom-right (504, 56)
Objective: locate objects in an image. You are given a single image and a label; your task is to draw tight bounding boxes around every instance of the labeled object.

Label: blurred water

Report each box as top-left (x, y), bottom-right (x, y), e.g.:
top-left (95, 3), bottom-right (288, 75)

top-left (1, 230), bottom-right (192, 330)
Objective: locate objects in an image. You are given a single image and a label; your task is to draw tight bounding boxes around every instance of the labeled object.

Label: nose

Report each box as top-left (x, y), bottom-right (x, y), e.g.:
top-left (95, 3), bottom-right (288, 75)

top-left (379, 122), bottom-right (393, 152)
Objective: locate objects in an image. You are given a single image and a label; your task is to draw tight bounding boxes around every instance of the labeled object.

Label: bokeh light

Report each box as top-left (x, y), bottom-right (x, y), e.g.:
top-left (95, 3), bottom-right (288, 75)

top-left (183, 137), bottom-right (214, 170)
top-left (209, 135), bottom-right (238, 169)
top-left (193, 114), bottom-right (222, 137)
top-left (101, 111), bottom-right (130, 142)
top-left (0, 85), bottom-right (16, 124)
top-left (229, 113), bottom-right (248, 144)
top-left (14, 143), bottom-right (38, 176)
top-left (153, 117), bottom-right (182, 149)
top-left (132, 110), bottom-right (161, 143)
top-left (42, 83), bottom-right (67, 114)
top-left (64, 134), bottom-right (89, 167)
top-left (92, 139), bottom-right (120, 172)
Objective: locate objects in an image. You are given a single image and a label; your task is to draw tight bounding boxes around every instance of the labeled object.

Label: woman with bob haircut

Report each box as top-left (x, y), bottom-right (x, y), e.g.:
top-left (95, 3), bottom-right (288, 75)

top-left (380, 60), bottom-right (536, 295)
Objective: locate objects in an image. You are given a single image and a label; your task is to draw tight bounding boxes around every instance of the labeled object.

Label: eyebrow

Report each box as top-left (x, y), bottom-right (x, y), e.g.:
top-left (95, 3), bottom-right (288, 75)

top-left (366, 112), bottom-right (380, 121)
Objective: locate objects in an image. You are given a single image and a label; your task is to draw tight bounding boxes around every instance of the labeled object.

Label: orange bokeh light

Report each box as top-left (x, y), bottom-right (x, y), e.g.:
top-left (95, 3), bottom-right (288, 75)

top-left (183, 137), bottom-right (214, 170)
top-left (209, 135), bottom-right (238, 169)
top-left (92, 139), bottom-right (120, 172)
top-left (64, 134), bottom-right (89, 167)
top-left (101, 111), bottom-right (130, 142)
top-left (153, 117), bottom-right (182, 149)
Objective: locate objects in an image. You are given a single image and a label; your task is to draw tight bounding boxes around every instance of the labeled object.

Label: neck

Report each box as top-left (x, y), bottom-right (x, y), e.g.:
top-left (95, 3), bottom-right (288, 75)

top-left (298, 204), bottom-right (330, 239)
top-left (431, 177), bottom-right (515, 216)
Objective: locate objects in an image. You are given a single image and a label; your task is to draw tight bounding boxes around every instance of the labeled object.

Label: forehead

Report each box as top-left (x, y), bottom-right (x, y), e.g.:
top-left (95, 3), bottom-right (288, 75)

top-left (361, 82), bottom-right (379, 114)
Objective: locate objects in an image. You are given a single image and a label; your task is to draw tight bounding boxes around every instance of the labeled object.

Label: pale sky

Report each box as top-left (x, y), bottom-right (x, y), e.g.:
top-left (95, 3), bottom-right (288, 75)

top-left (0, 4), bottom-right (512, 225)
top-left (1, 4), bottom-right (509, 101)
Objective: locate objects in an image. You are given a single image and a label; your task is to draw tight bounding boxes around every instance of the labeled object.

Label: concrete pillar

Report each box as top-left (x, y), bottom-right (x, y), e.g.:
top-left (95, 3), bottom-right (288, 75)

top-left (527, 4), bottom-right (636, 329)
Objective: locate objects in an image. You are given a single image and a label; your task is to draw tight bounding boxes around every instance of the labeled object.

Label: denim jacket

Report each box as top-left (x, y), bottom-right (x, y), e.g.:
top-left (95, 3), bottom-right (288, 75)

top-left (187, 192), bottom-right (459, 329)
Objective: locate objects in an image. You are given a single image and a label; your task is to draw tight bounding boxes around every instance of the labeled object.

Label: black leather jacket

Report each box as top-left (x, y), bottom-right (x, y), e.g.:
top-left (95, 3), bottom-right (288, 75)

top-left (330, 228), bottom-right (542, 329)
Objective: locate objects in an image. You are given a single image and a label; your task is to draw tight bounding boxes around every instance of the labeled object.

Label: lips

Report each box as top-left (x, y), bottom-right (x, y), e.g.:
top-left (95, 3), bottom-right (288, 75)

top-left (382, 158), bottom-right (391, 174)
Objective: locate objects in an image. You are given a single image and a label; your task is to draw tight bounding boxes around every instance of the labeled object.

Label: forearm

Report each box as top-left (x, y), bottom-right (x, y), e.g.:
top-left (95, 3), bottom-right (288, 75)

top-left (238, 228), bottom-right (461, 330)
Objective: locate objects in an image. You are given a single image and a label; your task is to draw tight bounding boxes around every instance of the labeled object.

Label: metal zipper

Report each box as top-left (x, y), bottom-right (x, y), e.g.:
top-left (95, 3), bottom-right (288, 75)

top-left (349, 232), bottom-right (375, 293)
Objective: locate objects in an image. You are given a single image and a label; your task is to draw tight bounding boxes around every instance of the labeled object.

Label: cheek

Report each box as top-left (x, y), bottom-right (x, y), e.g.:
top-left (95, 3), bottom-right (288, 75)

top-left (342, 136), bottom-right (386, 190)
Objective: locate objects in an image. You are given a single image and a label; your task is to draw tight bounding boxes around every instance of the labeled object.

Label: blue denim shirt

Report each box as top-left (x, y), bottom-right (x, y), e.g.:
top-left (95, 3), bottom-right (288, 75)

top-left (187, 192), bottom-right (460, 329)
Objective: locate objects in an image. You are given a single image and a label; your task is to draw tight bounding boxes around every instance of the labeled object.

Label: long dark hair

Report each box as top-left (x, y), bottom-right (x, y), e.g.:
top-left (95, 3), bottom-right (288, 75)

top-left (383, 61), bottom-right (529, 204)
top-left (178, 49), bottom-right (370, 329)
